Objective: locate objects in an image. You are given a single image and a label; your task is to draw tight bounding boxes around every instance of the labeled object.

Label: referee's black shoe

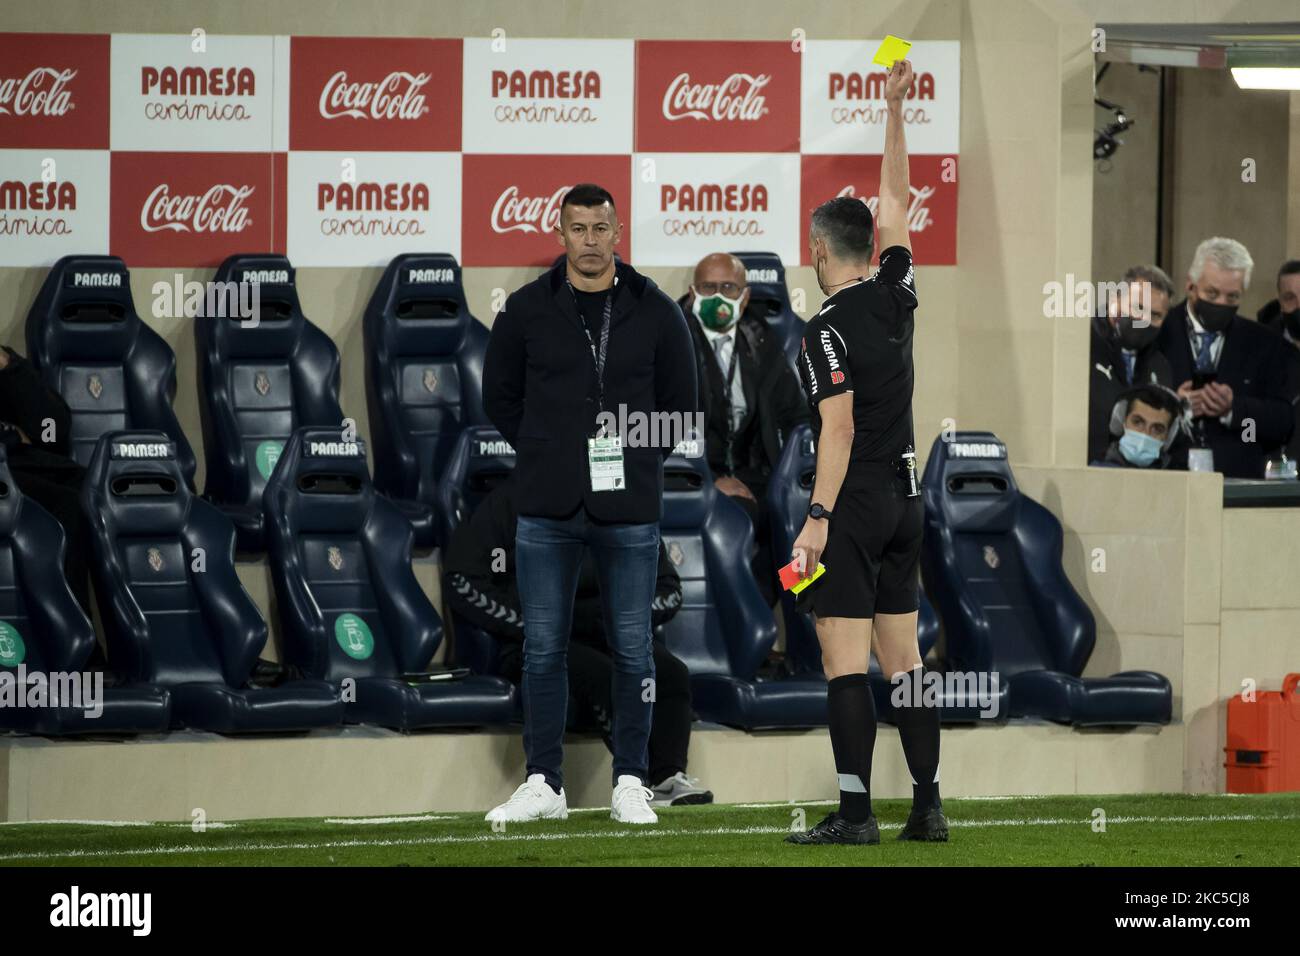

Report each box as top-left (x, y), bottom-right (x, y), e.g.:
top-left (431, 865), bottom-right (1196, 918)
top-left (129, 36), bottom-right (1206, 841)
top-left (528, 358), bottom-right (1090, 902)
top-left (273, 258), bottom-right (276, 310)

top-left (897, 806), bottom-right (949, 842)
top-left (785, 812), bottom-right (880, 845)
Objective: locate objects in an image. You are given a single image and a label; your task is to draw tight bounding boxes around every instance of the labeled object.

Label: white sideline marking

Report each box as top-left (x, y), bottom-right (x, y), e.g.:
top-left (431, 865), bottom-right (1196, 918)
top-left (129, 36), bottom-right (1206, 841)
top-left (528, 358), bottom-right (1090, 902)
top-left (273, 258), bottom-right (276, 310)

top-left (0, 819), bottom-right (151, 827)
top-left (0, 812), bottom-right (1294, 863)
top-left (0, 819), bottom-right (235, 829)
top-left (322, 815), bottom-right (457, 825)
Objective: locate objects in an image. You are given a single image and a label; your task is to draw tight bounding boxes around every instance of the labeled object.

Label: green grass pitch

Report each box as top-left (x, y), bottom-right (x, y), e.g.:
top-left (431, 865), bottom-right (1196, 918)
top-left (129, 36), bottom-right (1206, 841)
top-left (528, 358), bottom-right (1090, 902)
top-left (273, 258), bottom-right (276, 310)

top-left (2, 793), bottom-right (1297, 867)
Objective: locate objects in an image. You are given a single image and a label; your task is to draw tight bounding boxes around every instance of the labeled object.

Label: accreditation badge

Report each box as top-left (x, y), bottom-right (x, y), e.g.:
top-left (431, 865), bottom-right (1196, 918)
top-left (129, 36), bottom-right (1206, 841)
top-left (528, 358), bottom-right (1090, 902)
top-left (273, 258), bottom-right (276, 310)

top-left (588, 435), bottom-right (626, 492)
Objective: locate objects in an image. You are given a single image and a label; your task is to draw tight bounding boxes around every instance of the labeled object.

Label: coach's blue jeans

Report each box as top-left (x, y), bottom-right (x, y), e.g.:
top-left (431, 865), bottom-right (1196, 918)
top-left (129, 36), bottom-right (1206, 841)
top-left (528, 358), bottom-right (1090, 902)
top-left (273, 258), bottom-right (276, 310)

top-left (515, 511), bottom-right (659, 789)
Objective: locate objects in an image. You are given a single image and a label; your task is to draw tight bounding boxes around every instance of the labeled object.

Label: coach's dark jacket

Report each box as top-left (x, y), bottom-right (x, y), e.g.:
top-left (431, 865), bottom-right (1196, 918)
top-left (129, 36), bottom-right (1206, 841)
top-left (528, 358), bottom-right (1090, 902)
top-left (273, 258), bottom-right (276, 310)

top-left (483, 259), bottom-right (697, 522)
top-left (1156, 301), bottom-right (1294, 477)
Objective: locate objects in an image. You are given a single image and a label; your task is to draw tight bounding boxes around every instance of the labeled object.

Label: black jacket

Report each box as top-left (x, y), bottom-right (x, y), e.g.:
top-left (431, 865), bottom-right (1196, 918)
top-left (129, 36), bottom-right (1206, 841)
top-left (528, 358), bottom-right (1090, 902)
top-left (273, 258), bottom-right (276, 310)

top-left (1259, 304), bottom-right (1300, 460)
top-left (1156, 301), bottom-right (1294, 477)
top-left (483, 260), bottom-right (698, 522)
top-left (0, 345), bottom-right (72, 458)
top-left (676, 297), bottom-right (809, 496)
top-left (1087, 316), bottom-right (1172, 465)
top-left (442, 476), bottom-right (683, 645)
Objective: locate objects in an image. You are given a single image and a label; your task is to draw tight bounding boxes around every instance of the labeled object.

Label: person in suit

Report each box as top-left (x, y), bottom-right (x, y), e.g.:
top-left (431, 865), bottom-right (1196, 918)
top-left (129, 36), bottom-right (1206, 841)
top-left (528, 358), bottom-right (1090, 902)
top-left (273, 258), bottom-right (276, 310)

top-left (1087, 265), bottom-right (1175, 464)
top-left (1091, 384), bottom-right (1182, 470)
top-left (1155, 237), bottom-right (1293, 477)
top-left (1256, 259), bottom-right (1300, 461)
top-left (676, 252), bottom-right (810, 604)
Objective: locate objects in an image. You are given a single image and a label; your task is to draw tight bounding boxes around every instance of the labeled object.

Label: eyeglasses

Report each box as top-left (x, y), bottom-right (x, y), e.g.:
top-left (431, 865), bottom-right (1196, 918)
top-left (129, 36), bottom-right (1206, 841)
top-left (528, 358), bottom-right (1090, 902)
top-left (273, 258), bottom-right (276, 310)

top-left (694, 282), bottom-right (744, 297)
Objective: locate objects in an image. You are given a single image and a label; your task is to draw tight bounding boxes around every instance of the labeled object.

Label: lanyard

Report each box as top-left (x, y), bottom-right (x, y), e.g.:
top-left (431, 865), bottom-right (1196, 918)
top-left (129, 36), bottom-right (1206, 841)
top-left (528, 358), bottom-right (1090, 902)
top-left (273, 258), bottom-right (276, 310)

top-left (567, 279), bottom-right (613, 415)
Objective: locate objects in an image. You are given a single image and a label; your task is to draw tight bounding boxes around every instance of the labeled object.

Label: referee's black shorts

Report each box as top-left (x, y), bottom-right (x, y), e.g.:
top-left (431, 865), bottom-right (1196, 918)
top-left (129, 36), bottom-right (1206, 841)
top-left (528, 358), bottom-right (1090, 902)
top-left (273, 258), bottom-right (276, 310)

top-left (795, 459), bottom-right (922, 620)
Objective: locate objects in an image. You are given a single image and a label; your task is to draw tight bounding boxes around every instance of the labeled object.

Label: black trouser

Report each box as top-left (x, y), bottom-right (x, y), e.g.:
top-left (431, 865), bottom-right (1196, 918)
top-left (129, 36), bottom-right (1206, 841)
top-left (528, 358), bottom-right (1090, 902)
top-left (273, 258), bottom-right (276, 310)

top-left (500, 639), bottom-right (693, 787)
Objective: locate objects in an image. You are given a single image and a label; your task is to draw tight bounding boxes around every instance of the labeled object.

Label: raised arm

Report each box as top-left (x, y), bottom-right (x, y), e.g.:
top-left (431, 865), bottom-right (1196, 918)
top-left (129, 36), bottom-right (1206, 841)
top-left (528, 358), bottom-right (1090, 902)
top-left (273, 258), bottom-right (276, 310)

top-left (876, 58), bottom-right (914, 255)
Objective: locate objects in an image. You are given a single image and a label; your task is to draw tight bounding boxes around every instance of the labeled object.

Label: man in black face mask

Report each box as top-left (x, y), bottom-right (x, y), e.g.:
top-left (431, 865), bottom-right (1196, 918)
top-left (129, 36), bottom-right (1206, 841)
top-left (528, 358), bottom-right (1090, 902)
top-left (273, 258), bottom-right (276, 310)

top-left (1155, 237), bottom-right (1294, 478)
top-left (1256, 259), bottom-right (1300, 460)
top-left (1087, 265), bottom-right (1174, 464)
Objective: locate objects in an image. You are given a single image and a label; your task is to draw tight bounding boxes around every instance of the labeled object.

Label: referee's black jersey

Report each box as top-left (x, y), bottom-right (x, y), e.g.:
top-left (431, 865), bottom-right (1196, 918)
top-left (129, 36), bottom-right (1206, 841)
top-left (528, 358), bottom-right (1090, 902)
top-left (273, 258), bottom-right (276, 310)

top-left (797, 245), bottom-right (918, 464)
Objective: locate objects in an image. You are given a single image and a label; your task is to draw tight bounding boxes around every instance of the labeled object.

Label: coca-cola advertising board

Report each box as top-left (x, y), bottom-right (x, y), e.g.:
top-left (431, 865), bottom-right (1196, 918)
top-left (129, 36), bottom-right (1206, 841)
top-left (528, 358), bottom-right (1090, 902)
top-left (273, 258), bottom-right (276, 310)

top-left (290, 36), bottom-right (461, 151)
top-left (631, 152), bottom-right (801, 266)
top-left (0, 33), bottom-right (109, 149)
top-left (461, 154), bottom-right (631, 267)
top-left (801, 40), bottom-right (960, 155)
top-left (462, 38), bottom-right (633, 154)
top-left (800, 154), bottom-right (957, 265)
top-left (110, 152), bottom-right (280, 267)
top-left (0, 149), bottom-right (110, 265)
top-left (0, 32), bottom-right (961, 268)
top-left (110, 33), bottom-right (279, 151)
top-left (635, 41), bottom-right (800, 153)
top-left (286, 151), bottom-right (461, 266)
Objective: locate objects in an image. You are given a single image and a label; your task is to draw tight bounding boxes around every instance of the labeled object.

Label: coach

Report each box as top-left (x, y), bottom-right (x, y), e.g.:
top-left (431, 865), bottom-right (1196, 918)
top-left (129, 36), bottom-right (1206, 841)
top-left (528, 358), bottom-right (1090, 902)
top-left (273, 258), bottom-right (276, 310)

top-left (481, 183), bottom-right (697, 826)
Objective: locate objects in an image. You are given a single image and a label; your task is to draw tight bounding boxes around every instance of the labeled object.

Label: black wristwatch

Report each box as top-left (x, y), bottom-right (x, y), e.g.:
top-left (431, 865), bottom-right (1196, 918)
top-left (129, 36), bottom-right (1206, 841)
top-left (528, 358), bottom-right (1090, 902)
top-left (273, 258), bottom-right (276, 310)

top-left (809, 503), bottom-right (832, 521)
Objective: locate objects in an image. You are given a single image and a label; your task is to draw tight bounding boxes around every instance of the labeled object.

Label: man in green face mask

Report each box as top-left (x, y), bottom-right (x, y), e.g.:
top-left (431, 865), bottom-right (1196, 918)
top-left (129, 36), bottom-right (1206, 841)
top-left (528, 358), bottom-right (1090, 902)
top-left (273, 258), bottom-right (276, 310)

top-left (676, 252), bottom-right (809, 603)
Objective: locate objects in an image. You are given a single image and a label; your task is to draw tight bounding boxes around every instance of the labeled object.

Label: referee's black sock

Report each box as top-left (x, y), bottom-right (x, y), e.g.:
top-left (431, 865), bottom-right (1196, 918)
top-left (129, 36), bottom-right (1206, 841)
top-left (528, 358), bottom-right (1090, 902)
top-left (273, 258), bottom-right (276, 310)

top-left (827, 672), bottom-right (877, 824)
top-left (892, 665), bottom-right (942, 811)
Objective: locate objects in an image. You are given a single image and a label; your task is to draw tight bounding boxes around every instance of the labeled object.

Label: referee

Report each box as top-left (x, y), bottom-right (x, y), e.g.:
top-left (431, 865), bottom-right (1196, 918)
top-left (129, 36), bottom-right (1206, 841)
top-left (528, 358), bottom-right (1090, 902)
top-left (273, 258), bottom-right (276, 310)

top-left (785, 59), bottom-right (947, 846)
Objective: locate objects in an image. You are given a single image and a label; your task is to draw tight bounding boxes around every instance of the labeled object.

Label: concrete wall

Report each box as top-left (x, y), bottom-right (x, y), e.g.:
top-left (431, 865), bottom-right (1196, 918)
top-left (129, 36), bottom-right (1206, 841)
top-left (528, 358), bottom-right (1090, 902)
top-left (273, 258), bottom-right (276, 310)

top-left (1018, 465), bottom-right (1226, 792)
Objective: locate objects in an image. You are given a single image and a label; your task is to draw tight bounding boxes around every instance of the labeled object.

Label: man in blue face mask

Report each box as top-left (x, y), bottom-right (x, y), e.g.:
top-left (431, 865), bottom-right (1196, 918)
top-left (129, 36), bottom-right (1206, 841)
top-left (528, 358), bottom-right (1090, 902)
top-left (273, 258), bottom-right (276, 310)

top-left (1094, 385), bottom-right (1181, 469)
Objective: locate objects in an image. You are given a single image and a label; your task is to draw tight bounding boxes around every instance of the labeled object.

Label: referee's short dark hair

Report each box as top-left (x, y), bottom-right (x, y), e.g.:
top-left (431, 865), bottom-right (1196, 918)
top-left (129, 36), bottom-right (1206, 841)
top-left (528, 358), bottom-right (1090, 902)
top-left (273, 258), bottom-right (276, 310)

top-left (1278, 259), bottom-right (1300, 287)
top-left (562, 183), bottom-right (617, 214)
top-left (810, 196), bottom-right (875, 263)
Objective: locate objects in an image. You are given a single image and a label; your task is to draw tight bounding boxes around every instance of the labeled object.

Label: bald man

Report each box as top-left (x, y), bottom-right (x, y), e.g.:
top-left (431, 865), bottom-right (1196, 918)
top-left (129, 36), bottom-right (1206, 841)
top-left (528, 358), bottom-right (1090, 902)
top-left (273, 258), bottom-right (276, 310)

top-left (677, 253), bottom-right (809, 604)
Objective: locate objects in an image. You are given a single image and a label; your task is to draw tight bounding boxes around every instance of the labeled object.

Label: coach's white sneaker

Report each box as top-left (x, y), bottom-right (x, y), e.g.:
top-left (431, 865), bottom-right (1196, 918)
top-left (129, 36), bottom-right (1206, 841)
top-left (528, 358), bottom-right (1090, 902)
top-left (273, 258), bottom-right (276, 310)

top-left (485, 774), bottom-right (568, 823)
top-left (611, 775), bottom-right (658, 825)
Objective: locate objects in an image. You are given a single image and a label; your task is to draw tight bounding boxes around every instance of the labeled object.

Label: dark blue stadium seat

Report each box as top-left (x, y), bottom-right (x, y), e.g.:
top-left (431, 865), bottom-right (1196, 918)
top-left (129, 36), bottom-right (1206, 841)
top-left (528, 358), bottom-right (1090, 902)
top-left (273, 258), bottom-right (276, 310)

top-left (764, 424), bottom-right (1004, 723)
top-left (0, 446), bottom-right (171, 736)
top-left (658, 444), bottom-right (829, 729)
top-left (363, 254), bottom-right (489, 549)
top-left (82, 431), bottom-right (342, 733)
top-left (920, 432), bottom-right (1172, 726)
top-left (264, 426), bottom-right (516, 729)
top-left (24, 255), bottom-right (196, 486)
top-left (196, 254), bottom-right (350, 552)
top-left (435, 425), bottom-right (518, 675)
top-left (732, 251), bottom-right (803, 369)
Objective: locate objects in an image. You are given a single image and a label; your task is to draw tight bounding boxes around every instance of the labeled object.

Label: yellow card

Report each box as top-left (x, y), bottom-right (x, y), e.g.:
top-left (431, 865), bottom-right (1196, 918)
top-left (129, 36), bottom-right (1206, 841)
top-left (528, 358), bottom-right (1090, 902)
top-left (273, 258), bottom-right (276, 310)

top-left (872, 35), bottom-right (912, 68)
top-left (790, 563), bottom-right (827, 595)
